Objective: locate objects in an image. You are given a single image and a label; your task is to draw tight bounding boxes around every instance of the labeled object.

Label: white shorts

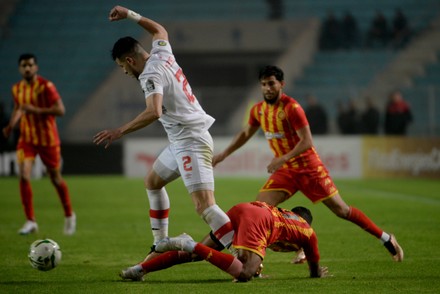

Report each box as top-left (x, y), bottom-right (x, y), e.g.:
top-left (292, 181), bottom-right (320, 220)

top-left (153, 131), bottom-right (214, 193)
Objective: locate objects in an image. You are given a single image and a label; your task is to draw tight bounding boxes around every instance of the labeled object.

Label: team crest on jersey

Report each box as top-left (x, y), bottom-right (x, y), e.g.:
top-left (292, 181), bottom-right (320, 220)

top-left (145, 79), bottom-right (155, 93)
top-left (277, 110), bottom-right (286, 120)
top-left (158, 41), bottom-right (167, 46)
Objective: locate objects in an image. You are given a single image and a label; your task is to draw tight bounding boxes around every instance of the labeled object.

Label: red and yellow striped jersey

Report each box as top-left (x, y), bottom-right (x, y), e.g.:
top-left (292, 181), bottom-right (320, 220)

top-left (248, 93), bottom-right (322, 168)
top-left (12, 75), bottom-right (61, 146)
top-left (227, 201), bottom-right (320, 262)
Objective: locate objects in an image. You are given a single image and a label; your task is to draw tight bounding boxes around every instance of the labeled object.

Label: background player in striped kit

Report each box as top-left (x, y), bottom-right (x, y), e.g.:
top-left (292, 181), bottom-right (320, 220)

top-left (212, 65), bottom-right (403, 263)
top-left (93, 5), bottom-right (234, 262)
top-left (2, 53), bottom-right (76, 235)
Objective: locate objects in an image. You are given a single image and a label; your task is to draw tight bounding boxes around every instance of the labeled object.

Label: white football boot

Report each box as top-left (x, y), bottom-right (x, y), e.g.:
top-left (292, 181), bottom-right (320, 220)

top-left (120, 265), bottom-right (145, 281)
top-left (18, 220), bottom-right (38, 235)
top-left (64, 213), bottom-right (76, 235)
top-left (155, 233), bottom-right (195, 253)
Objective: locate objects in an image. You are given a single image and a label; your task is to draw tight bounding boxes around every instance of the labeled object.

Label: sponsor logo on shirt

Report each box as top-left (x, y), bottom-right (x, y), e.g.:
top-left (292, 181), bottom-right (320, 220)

top-left (264, 131), bottom-right (285, 139)
top-left (158, 41), bottom-right (167, 46)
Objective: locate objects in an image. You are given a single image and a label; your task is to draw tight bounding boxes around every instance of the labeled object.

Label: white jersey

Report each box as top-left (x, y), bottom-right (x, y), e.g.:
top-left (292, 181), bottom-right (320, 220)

top-left (138, 39), bottom-right (215, 143)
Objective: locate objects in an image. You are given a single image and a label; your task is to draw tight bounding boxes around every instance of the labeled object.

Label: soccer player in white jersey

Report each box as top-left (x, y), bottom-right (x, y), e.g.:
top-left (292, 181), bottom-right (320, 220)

top-left (93, 5), bottom-right (234, 263)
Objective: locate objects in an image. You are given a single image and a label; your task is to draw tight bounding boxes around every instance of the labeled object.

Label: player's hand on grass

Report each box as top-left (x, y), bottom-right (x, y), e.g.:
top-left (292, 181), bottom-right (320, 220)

top-left (109, 5), bottom-right (129, 21)
top-left (309, 262), bottom-right (332, 278)
top-left (93, 129), bottom-right (123, 149)
top-left (318, 266), bottom-right (331, 278)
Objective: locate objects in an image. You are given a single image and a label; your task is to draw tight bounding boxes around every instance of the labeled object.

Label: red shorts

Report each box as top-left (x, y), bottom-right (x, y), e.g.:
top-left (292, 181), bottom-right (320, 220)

top-left (260, 164), bottom-right (339, 203)
top-left (17, 141), bottom-right (61, 169)
top-left (226, 203), bottom-right (272, 259)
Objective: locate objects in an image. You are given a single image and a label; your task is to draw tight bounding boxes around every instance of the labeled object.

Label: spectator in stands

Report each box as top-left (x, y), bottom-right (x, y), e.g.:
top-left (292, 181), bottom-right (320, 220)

top-left (391, 8), bottom-right (411, 49)
top-left (384, 90), bottom-right (413, 135)
top-left (266, 0), bottom-right (284, 20)
top-left (366, 10), bottom-right (390, 48)
top-left (341, 11), bottom-right (360, 49)
top-left (337, 99), bottom-right (361, 135)
top-left (336, 101), bottom-right (349, 134)
top-left (319, 11), bottom-right (342, 50)
top-left (360, 97), bottom-right (380, 135)
top-left (304, 94), bottom-right (328, 135)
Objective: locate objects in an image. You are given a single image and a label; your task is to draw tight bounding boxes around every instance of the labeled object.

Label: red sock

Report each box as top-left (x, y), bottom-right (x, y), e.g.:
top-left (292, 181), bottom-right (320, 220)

top-left (19, 179), bottom-right (34, 220)
top-left (193, 243), bottom-right (243, 278)
top-left (55, 181), bottom-right (73, 217)
top-left (140, 251), bottom-right (192, 273)
top-left (348, 206), bottom-right (383, 238)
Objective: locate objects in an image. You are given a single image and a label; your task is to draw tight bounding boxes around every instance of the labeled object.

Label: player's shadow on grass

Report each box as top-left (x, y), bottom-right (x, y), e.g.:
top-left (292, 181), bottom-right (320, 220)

top-left (116, 278), bottom-right (232, 284)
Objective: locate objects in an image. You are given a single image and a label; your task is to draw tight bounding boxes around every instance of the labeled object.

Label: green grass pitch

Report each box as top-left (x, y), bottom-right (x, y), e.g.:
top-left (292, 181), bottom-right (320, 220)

top-left (1, 176), bottom-right (439, 293)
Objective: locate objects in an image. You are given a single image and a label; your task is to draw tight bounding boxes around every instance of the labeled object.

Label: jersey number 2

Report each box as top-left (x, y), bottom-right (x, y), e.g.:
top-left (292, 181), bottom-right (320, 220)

top-left (182, 156), bottom-right (193, 171)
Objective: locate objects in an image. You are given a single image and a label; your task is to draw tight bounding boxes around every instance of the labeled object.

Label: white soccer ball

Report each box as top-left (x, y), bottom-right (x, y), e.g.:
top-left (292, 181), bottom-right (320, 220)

top-left (28, 239), bottom-right (62, 271)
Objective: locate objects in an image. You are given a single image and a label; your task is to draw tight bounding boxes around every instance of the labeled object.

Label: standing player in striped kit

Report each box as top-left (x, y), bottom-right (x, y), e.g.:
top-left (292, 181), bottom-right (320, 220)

top-left (213, 65), bottom-right (403, 263)
top-left (2, 53), bottom-right (76, 235)
top-left (93, 5), bottom-right (234, 262)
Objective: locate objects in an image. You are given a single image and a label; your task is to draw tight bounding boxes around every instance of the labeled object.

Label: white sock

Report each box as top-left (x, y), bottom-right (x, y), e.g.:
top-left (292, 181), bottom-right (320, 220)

top-left (380, 232), bottom-right (391, 244)
top-left (201, 204), bottom-right (234, 247)
top-left (147, 188), bottom-right (170, 244)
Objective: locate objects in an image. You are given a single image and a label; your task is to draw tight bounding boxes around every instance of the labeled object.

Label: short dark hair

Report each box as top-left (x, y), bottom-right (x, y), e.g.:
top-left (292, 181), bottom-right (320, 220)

top-left (258, 65), bottom-right (284, 81)
top-left (18, 53), bottom-right (37, 64)
top-left (111, 36), bottom-right (140, 60)
top-left (291, 206), bottom-right (313, 225)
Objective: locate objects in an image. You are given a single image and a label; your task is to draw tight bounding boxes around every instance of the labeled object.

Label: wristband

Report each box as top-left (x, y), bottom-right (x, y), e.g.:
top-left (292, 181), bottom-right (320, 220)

top-left (127, 9), bottom-right (141, 22)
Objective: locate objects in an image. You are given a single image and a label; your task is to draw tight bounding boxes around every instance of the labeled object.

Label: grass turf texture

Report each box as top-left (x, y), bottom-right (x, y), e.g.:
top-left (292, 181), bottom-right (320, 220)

top-left (0, 176), bottom-right (439, 293)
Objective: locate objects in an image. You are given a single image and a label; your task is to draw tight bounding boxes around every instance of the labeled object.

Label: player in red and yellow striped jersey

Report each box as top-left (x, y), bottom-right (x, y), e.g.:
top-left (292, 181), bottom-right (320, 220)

top-left (2, 53), bottom-right (75, 235)
top-left (213, 65), bottom-right (403, 263)
top-left (120, 201), bottom-right (328, 282)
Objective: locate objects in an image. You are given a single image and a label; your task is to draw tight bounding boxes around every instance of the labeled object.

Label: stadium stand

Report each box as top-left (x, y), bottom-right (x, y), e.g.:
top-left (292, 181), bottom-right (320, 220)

top-left (0, 0), bottom-right (439, 139)
top-left (289, 51), bottom-right (396, 119)
top-left (285, 1), bottom-right (440, 135)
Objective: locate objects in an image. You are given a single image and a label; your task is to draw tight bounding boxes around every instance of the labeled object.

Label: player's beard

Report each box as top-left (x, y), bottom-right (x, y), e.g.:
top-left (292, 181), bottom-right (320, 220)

top-left (263, 91), bottom-right (280, 105)
top-left (23, 72), bottom-right (35, 82)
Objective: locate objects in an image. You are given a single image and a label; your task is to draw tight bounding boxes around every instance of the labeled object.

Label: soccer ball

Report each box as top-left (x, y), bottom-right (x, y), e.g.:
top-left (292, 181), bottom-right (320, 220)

top-left (28, 239), bottom-right (62, 271)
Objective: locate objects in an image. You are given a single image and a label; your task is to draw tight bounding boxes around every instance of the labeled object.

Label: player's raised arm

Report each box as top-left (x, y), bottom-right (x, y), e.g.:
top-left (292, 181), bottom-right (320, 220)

top-left (108, 5), bottom-right (168, 41)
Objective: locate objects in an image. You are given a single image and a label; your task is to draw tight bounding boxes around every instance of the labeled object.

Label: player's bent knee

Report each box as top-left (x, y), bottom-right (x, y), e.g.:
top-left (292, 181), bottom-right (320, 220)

top-left (19, 175), bottom-right (31, 182)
